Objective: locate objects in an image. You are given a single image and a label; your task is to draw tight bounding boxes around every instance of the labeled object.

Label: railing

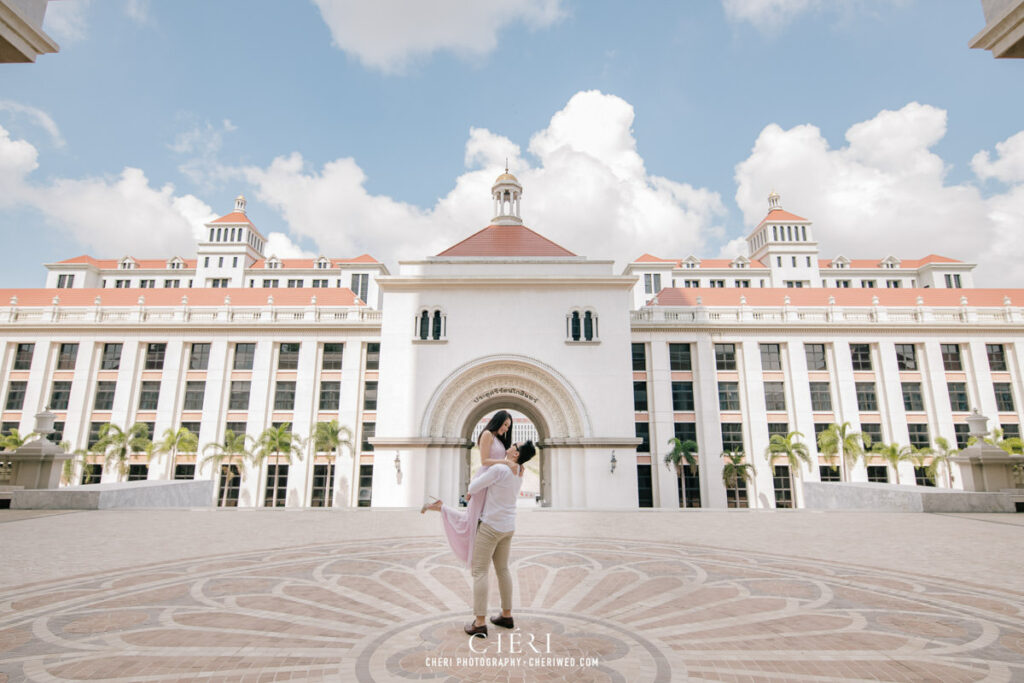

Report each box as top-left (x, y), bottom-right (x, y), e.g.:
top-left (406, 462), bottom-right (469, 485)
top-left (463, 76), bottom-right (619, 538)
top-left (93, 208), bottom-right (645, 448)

top-left (4, 305), bottom-right (382, 326)
top-left (630, 305), bottom-right (1022, 326)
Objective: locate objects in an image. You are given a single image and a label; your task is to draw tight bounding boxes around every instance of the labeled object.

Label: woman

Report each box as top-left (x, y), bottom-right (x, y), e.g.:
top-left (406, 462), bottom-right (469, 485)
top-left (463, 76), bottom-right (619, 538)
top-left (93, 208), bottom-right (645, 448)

top-left (422, 410), bottom-right (515, 568)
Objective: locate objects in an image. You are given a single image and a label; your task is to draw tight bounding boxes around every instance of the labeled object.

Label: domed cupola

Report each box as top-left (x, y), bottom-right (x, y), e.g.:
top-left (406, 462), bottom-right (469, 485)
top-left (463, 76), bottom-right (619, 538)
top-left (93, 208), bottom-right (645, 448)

top-left (491, 164), bottom-right (523, 225)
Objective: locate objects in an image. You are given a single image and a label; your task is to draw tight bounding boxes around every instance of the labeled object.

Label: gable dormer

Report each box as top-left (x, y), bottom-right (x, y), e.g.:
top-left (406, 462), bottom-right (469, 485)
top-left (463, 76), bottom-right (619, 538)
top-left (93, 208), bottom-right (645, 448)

top-left (880, 255), bottom-right (901, 269)
top-left (831, 255), bottom-right (850, 269)
top-left (315, 256), bottom-right (331, 270)
top-left (118, 256), bottom-right (138, 270)
top-left (266, 255), bottom-right (282, 270)
top-left (682, 255), bottom-right (700, 270)
top-left (730, 255), bottom-right (750, 269)
top-left (167, 256), bottom-right (185, 270)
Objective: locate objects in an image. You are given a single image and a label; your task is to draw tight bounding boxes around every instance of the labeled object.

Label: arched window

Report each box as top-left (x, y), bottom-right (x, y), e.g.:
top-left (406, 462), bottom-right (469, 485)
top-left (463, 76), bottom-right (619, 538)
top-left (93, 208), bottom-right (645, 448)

top-left (570, 311), bottom-right (581, 341)
top-left (415, 308), bottom-right (446, 341)
top-left (209, 228), bottom-right (215, 241)
top-left (567, 308), bottom-right (599, 342)
top-left (432, 310), bottom-right (442, 340)
top-left (419, 310), bottom-right (429, 340)
top-left (583, 311), bottom-right (594, 341)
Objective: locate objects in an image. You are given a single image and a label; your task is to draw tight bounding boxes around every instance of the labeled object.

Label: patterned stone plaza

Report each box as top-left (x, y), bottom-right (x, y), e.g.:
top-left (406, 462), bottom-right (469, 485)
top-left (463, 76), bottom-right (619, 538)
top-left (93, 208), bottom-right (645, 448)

top-left (1, 508), bottom-right (1023, 682)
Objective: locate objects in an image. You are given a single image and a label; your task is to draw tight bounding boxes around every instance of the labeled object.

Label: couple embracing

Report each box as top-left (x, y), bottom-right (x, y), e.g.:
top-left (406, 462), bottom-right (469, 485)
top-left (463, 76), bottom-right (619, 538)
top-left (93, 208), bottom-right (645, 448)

top-left (421, 410), bottom-right (536, 637)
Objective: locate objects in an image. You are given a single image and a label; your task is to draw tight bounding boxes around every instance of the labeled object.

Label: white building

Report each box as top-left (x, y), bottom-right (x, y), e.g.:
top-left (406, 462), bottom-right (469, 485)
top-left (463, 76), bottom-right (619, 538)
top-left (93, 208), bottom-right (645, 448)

top-left (2, 174), bottom-right (1023, 509)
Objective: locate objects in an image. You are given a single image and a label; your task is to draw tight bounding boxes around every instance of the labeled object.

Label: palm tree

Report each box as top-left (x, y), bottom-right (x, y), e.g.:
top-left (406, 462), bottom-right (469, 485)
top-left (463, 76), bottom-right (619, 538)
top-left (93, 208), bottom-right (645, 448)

top-left (93, 423), bottom-right (151, 480)
top-left (764, 431), bottom-right (811, 508)
top-left (255, 424), bottom-right (305, 507)
top-left (1, 427), bottom-right (37, 451)
top-left (816, 422), bottom-right (865, 482)
top-left (927, 437), bottom-right (958, 489)
top-left (201, 430), bottom-right (254, 507)
top-left (313, 420), bottom-right (355, 507)
top-left (663, 437), bottom-right (698, 508)
top-left (721, 451), bottom-right (755, 508)
top-left (871, 442), bottom-right (915, 485)
top-left (909, 445), bottom-right (934, 486)
top-left (159, 426), bottom-right (199, 480)
top-left (969, 427), bottom-right (1024, 455)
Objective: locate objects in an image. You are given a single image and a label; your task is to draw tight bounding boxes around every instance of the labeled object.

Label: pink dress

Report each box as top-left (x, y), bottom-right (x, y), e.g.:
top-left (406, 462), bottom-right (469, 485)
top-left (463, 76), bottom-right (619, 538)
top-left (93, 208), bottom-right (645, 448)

top-left (439, 434), bottom-right (505, 568)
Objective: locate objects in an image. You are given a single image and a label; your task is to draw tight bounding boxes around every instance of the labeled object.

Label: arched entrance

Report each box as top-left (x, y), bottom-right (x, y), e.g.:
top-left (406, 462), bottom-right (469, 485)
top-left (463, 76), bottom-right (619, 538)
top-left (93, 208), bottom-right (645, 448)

top-left (464, 406), bottom-right (546, 507)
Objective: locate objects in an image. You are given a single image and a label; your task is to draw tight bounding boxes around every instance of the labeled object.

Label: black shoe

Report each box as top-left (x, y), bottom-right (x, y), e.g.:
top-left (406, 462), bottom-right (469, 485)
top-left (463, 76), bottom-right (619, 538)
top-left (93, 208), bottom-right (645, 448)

top-left (464, 621), bottom-right (488, 637)
top-left (490, 614), bottom-right (514, 629)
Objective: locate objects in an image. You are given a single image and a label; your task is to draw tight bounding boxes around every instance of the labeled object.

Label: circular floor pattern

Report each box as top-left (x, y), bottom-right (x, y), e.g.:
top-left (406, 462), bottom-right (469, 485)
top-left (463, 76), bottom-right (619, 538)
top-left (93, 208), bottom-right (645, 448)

top-left (1, 536), bottom-right (1023, 682)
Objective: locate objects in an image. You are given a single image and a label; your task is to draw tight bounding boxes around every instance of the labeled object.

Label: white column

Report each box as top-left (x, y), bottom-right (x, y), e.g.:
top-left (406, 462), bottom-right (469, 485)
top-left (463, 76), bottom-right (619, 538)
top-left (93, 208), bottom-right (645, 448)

top-left (831, 338), bottom-right (866, 482)
top-left (740, 341), bottom-right (774, 508)
top-left (649, 338), bottom-right (680, 508)
top-left (694, 334), bottom-right (726, 508)
top-left (875, 340), bottom-right (913, 484)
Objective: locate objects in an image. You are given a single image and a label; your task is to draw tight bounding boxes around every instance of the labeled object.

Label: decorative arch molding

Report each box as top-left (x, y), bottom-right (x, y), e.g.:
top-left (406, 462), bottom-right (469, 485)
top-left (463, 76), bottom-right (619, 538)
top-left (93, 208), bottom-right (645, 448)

top-left (420, 354), bottom-right (592, 441)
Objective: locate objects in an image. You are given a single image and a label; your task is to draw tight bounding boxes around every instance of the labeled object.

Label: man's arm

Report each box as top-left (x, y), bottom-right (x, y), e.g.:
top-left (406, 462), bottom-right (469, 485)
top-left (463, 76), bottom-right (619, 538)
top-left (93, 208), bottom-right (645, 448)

top-left (467, 464), bottom-right (510, 496)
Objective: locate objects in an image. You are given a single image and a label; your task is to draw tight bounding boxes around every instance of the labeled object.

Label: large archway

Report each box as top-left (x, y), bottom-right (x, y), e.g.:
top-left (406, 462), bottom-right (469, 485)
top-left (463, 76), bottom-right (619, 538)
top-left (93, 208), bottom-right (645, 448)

top-left (463, 405), bottom-right (546, 506)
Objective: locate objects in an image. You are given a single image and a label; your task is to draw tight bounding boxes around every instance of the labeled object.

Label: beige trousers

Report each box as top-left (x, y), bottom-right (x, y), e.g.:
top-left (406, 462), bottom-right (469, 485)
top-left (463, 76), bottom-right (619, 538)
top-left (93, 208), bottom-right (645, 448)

top-left (472, 522), bottom-right (514, 615)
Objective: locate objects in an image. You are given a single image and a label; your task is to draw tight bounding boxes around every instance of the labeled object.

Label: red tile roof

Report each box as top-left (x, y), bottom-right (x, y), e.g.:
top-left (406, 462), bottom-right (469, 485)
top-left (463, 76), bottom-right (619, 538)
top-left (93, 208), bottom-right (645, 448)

top-left (249, 255), bottom-right (379, 269)
top-left (634, 253), bottom-right (677, 263)
top-left (757, 208), bottom-right (809, 226)
top-left (54, 256), bottom-right (198, 269)
top-left (631, 254), bottom-right (768, 269)
top-left (819, 254), bottom-right (964, 269)
top-left (1, 288), bottom-right (365, 307)
top-left (438, 225), bottom-right (576, 257)
top-left (649, 288), bottom-right (1017, 307)
top-left (210, 211), bottom-right (254, 225)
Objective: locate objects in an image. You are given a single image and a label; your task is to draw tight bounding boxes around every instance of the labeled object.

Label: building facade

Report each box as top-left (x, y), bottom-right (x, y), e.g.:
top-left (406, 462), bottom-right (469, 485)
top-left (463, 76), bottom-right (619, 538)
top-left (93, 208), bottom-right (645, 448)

top-left (2, 176), bottom-right (1023, 509)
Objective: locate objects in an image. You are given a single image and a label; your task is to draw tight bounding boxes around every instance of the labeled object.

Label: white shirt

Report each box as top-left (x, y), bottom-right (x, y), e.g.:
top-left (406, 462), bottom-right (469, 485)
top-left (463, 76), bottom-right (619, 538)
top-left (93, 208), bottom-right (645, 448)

top-left (467, 463), bottom-right (522, 533)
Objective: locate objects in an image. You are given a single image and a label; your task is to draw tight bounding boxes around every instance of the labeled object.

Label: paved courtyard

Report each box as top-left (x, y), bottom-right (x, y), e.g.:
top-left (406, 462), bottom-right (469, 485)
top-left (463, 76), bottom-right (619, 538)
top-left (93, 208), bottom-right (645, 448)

top-left (1, 508), bottom-right (1023, 682)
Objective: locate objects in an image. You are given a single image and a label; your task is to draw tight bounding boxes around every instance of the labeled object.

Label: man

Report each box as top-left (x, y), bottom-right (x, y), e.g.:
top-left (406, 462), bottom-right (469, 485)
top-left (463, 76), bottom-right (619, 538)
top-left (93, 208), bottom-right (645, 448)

top-left (464, 440), bottom-right (536, 637)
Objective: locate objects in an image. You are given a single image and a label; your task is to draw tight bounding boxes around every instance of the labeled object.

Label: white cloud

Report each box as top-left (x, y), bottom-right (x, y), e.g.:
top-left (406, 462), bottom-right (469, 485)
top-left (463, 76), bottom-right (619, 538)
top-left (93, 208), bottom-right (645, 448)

top-left (124, 0), bottom-right (150, 24)
top-left (733, 102), bottom-right (1024, 286)
top-left (0, 124), bottom-right (214, 256)
top-left (722, 0), bottom-right (905, 31)
top-left (0, 101), bottom-right (65, 148)
top-left (169, 117), bottom-right (238, 186)
top-left (239, 90), bottom-right (727, 269)
top-left (972, 131), bottom-right (1024, 185)
top-left (43, 0), bottom-right (92, 44)
top-left (310, 0), bottom-right (566, 73)
top-left (265, 232), bottom-right (316, 259)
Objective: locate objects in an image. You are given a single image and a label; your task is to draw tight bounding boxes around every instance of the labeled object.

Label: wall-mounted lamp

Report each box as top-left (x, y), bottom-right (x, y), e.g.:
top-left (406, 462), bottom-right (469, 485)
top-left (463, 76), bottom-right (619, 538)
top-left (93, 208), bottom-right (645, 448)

top-left (610, 450), bottom-right (617, 474)
top-left (394, 451), bottom-right (402, 485)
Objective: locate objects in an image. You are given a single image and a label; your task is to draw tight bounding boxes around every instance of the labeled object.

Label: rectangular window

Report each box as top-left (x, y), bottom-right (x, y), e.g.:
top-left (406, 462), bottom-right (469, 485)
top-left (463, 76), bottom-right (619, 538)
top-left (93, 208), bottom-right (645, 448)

top-left (850, 343), bottom-right (872, 371)
top-left (855, 382), bottom-right (877, 411)
top-left (860, 423), bottom-right (881, 450)
top-left (861, 280), bottom-right (876, 288)
top-left (13, 343), bottom-right (34, 370)
top-left (361, 421), bottom-right (375, 452)
top-left (274, 381), bottom-right (296, 411)
top-left (635, 422), bottom-right (650, 453)
top-left (835, 280), bottom-right (851, 288)
top-left (954, 423), bottom-right (971, 449)
top-left (867, 465), bottom-right (888, 483)
top-left (994, 383), bottom-right (1015, 412)
top-left (278, 343), bottom-right (300, 370)
top-left (311, 463), bottom-right (335, 507)
top-left (233, 343), bottom-right (255, 370)
top-left (101, 343), bottom-right (122, 370)
top-left (895, 344), bottom-right (917, 371)
top-left (189, 343), bottom-right (211, 370)
top-left (631, 343), bottom-right (646, 372)
top-left (138, 381), bottom-right (160, 410)
top-left (819, 465), bottom-right (841, 482)
top-left (365, 343), bottom-right (380, 370)
top-left (364, 381), bottom-right (378, 410)
top-left (907, 423), bottom-right (930, 450)
top-left (287, 279), bottom-right (303, 288)
top-left (901, 382), bottom-right (924, 411)
top-left (804, 343), bottom-right (827, 371)
top-left (721, 423), bottom-right (743, 452)
top-left (718, 381), bottom-right (740, 410)
top-left (163, 279), bottom-right (181, 288)
top-left (57, 343), bottom-right (79, 370)
top-left (773, 465), bottom-right (793, 509)
top-left (709, 280), bottom-right (725, 288)
top-left (49, 381), bottom-right (72, 410)
top-left (265, 464), bottom-right (289, 507)
top-left (312, 279), bottom-right (328, 288)
top-left (763, 382), bottom-right (786, 411)
top-left (228, 381), bottom-right (251, 411)
top-left (759, 343), bottom-right (782, 371)
top-left (633, 381), bottom-right (649, 412)
top-left (47, 421), bottom-right (64, 443)
top-left (715, 343), bottom-right (736, 371)
top-left (668, 343), bottom-right (691, 371)
top-left (947, 382), bottom-right (969, 412)
top-left (914, 466), bottom-right (935, 487)
top-left (114, 279), bottom-right (130, 288)
top-left (986, 344), bottom-right (1007, 371)
top-left (145, 343), bottom-right (166, 370)
top-left (768, 423), bottom-right (789, 438)
top-left (93, 381), bottom-right (116, 410)
top-left (643, 273), bottom-right (662, 294)
top-left (262, 279), bottom-right (280, 288)
top-left (673, 422), bottom-right (697, 443)
top-left (5, 381), bottom-right (27, 410)
top-left (183, 381), bottom-right (205, 410)
top-left (175, 464), bottom-right (197, 481)
top-left (1002, 423), bottom-right (1021, 441)
top-left (128, 464), bottom-right (148, 481)
top-left (735, 279), bottom-right (750, 288)
top-left (683, 279), bottom-right (700, 288)
top-left (351, 273), bottom-right (369, 302)
top-left (941, 344), bottom-right (963, 371)
top-left (319, 381), bottom-right (341, 410)
top-left (56, 273), bottom-right (75, 288)
top-left (181, 422), bottom-right (201, 440)
top-left (886, 280), bottom-right (902, 288)
top-left (88, 421), bottom-right (105, 449)
top-left (671, 381), bottom-right (694, 411)
top-left (809, 382), bottom-right (832, 411)
top-left (139, 279), bottom-right (155, 288)
top-left (321, 343), bottom-right (344, 371)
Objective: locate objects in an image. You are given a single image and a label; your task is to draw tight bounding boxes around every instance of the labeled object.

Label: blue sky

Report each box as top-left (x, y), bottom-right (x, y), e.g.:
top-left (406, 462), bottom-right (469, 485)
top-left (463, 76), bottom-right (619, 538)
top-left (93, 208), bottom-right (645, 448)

top-left (1, 0), bottom-right (1023, 286)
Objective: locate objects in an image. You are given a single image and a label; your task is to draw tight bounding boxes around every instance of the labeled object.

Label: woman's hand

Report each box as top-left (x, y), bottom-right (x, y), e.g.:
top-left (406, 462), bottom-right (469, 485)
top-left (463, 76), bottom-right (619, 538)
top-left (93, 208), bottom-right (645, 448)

top-left (465, 493), bottom-right (472, 501)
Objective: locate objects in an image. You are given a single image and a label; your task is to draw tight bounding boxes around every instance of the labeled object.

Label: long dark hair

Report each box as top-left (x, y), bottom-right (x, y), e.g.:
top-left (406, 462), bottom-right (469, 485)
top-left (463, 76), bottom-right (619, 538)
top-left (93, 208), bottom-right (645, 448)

top-left (478, 410), bottom-right (513, 449)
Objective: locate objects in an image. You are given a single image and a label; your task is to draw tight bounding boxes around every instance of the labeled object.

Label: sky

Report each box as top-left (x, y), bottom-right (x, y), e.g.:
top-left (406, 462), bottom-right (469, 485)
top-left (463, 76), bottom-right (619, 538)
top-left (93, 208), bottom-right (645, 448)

top-left (1, 0), bottom-right (1023, 287)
